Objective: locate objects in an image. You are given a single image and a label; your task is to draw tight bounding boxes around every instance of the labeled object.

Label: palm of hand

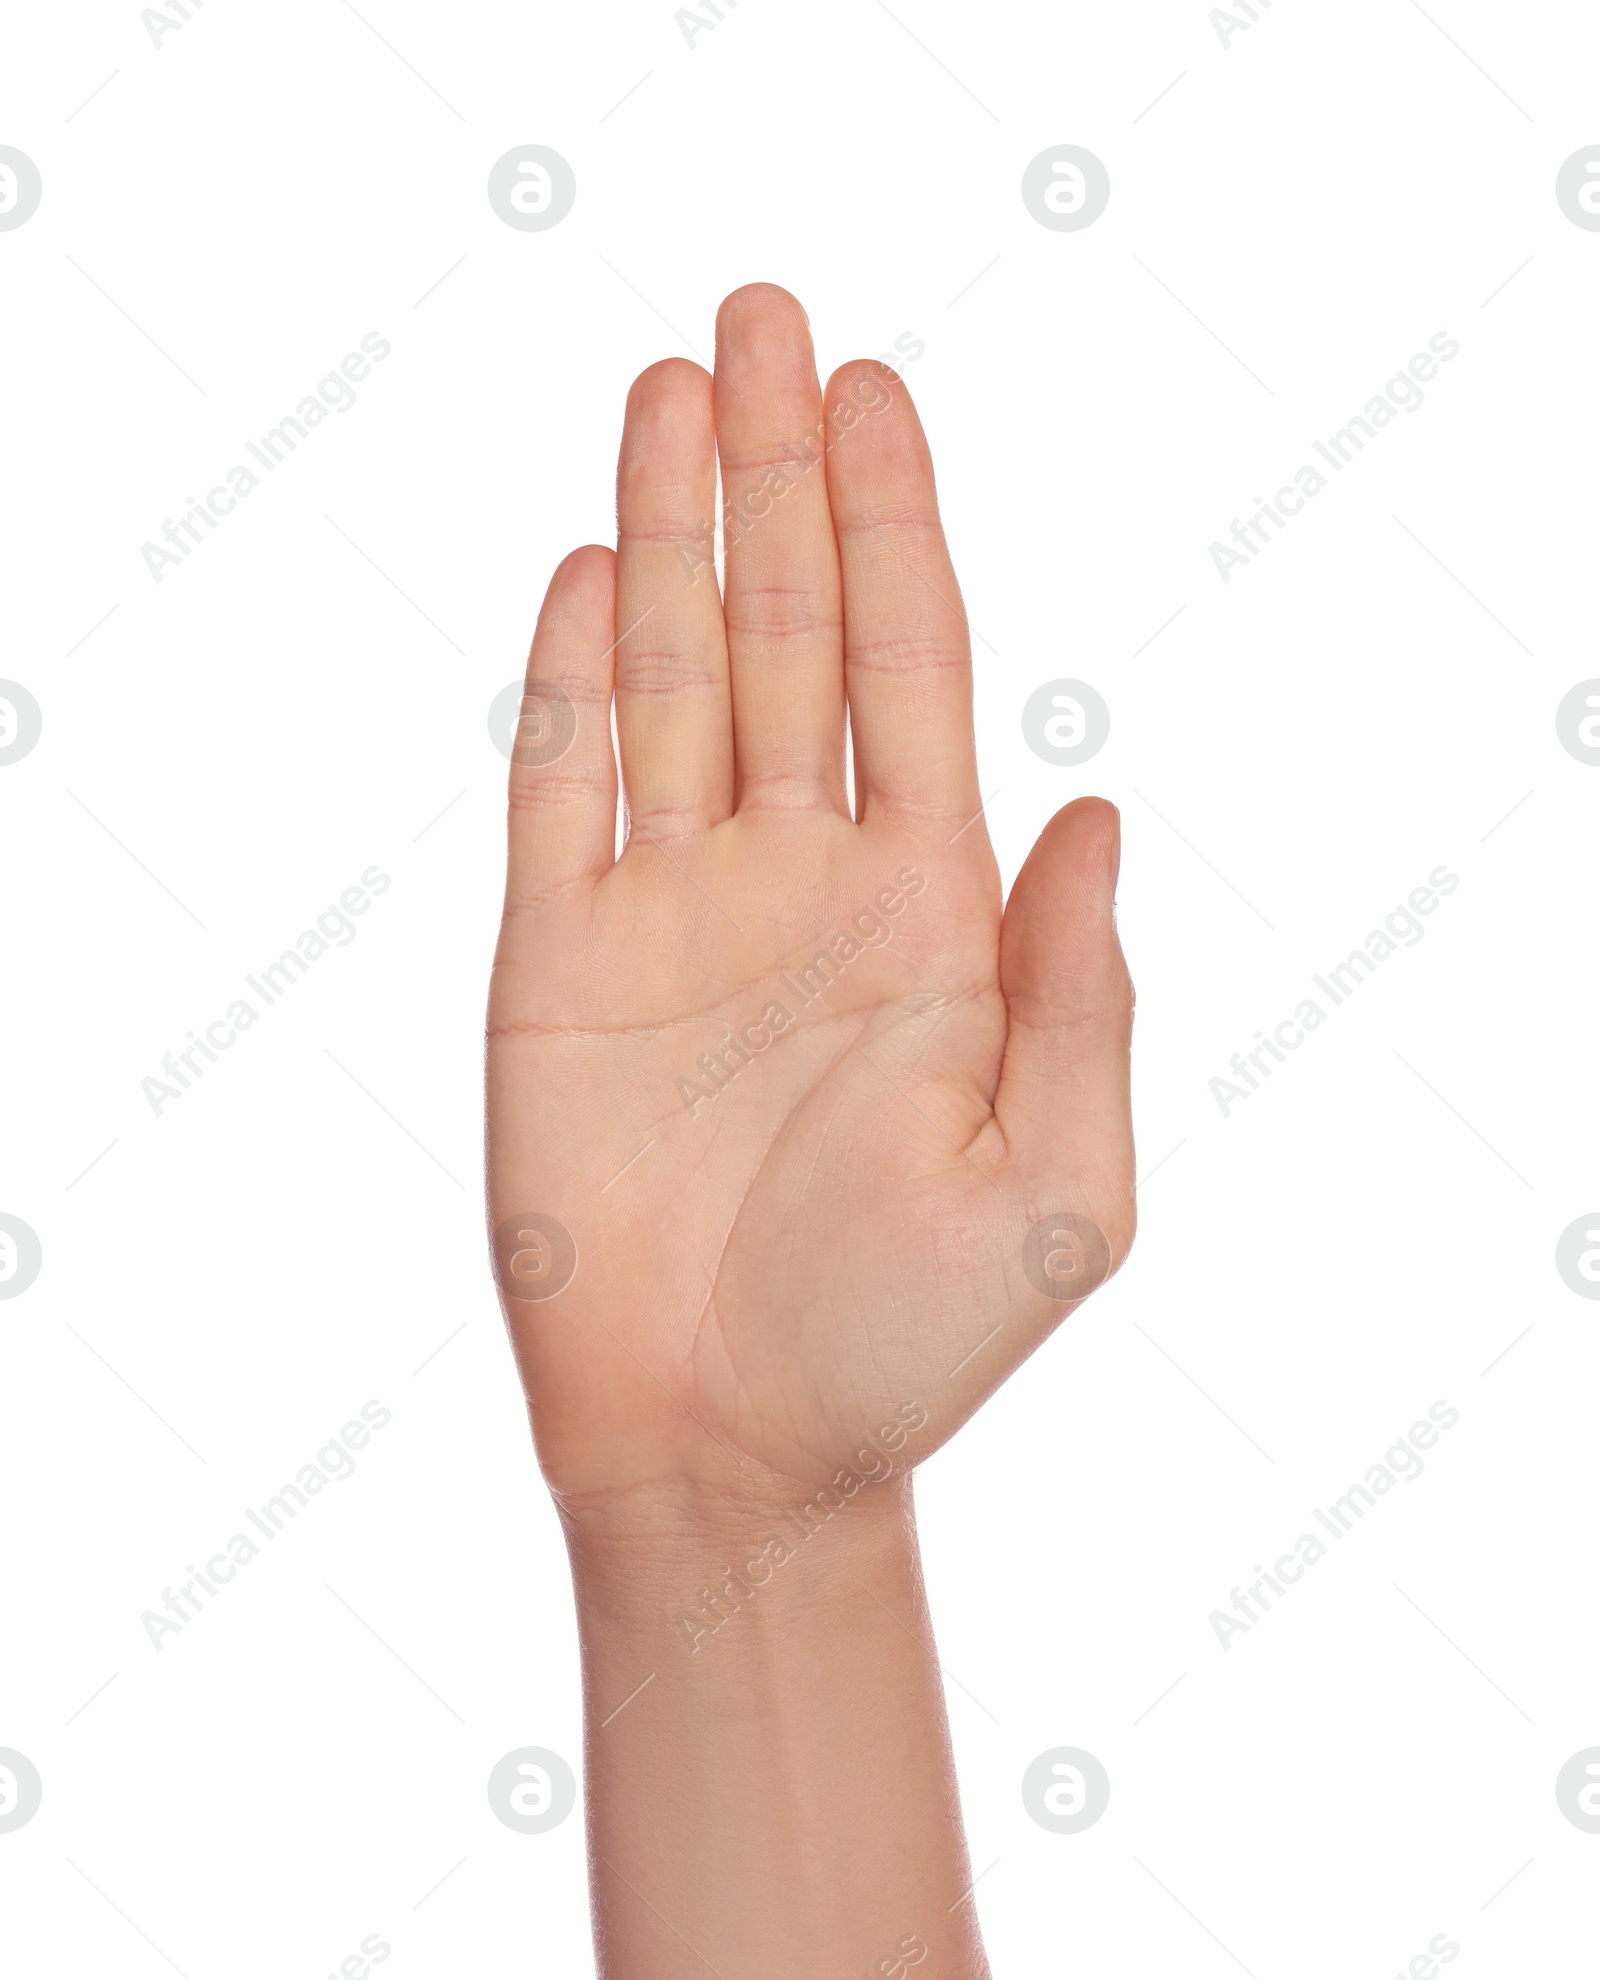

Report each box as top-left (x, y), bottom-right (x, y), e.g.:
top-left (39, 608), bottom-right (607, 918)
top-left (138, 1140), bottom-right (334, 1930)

top-left (488, 287), bottom-right (1133, 1512)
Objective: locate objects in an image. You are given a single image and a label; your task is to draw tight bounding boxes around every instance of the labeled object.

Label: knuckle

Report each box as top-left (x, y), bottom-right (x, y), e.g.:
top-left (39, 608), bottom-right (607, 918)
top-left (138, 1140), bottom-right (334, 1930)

top-left (723, 586), bottom-right (840, 644)
top-left (618, 648), bottom-right (720, 698)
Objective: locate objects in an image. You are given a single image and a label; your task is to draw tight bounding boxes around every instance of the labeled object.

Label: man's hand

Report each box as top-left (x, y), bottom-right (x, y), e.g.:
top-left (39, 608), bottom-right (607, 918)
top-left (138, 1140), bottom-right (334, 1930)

top-left (488, 283), bottom-right (1134, 1523)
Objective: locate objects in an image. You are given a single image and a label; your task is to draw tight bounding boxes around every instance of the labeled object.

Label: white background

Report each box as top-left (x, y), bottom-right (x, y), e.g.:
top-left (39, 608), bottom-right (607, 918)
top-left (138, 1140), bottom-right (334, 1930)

top-left (4, 1), bottom-right (1598, 1973)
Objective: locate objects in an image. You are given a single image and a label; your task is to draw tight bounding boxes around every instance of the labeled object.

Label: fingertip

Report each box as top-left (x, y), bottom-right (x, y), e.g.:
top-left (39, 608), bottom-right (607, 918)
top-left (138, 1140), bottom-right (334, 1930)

top-left (618, 360), bottom-right (716, 499)
top-left (715, 286), bottom-right (821, 411)
top-left (1052, 796), bottom-right (1121, 889)
top-left (823, 357), bottom-right (909, 414)
top-left (627, 355), bottom-right (713, 403)
top-left (821, 361), bottom-right (932, 495)
top-left (716, 282), bottom-right (809, 339)
top-left (538, 544), bottom-right (616, 632)
top-left (555, 541), bottom-right (618, 580)
top-left (1006, 797), bottom-right (1127, 984)
top-left (622, 359), bottom-right (714, 452)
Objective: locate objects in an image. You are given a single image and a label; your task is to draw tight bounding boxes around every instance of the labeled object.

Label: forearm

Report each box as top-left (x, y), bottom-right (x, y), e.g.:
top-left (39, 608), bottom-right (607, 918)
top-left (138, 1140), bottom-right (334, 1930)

top-left (563, 1476), bottom-right (991, 1980)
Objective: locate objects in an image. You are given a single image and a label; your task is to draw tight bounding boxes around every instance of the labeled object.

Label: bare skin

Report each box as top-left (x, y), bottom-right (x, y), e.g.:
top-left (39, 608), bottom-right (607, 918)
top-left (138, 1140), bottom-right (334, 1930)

top-left (487, 283), bottom-right (1135, 1979)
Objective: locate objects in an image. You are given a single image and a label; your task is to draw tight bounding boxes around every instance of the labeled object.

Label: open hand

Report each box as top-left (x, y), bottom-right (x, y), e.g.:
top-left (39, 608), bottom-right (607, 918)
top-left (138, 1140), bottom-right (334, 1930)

top-left (487, 284), bottom-right (1135, 1522)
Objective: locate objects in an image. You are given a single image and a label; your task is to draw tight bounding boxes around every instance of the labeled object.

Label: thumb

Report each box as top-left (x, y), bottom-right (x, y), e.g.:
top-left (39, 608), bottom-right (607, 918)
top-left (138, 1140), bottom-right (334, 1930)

top-left (994, 797), bottom-right (1136, 1258)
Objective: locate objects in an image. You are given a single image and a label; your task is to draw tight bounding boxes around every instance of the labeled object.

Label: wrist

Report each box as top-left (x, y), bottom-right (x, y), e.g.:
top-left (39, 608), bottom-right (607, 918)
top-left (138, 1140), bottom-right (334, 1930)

top-left (559, 1470), bottom-right (920, 1655)
top-left (546, 1401), bottom-right (936, 1560)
